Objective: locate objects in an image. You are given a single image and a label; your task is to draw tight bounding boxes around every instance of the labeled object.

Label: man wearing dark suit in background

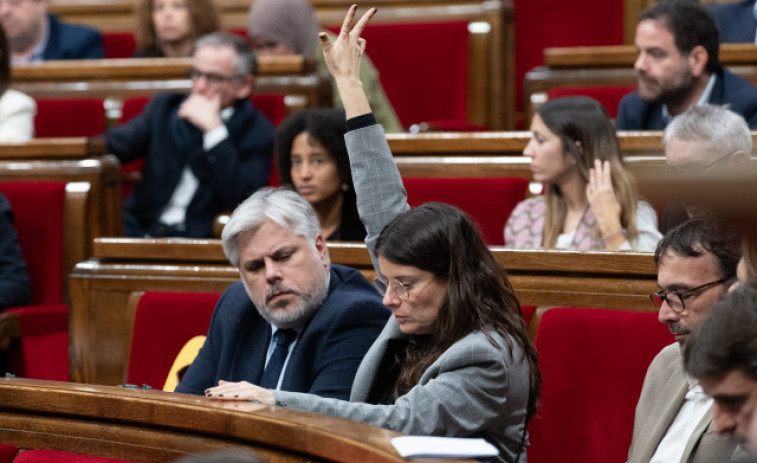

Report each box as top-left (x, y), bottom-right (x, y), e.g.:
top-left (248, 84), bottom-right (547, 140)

top-left (710, 0), bottom-right (757, 44)
top-left (106, 32), bottom-right (274, 238)
top-left (176, 188), bottom-right (389, 399)
top-left (617, 1), bottom-right (757, 130)
top-left (0, 0), bottom-right (104, 63)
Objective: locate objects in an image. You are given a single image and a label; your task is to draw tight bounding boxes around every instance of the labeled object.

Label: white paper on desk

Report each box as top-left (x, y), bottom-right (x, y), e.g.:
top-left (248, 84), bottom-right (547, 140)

top-left (390, 436), bottom-right (499, 459)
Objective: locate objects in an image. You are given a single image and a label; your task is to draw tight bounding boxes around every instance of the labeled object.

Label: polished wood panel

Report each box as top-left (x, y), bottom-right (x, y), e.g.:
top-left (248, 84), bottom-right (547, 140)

top-left (0, 378), bottom-right (472, 463)
top-left (70, 239), bottom-right (657, 385)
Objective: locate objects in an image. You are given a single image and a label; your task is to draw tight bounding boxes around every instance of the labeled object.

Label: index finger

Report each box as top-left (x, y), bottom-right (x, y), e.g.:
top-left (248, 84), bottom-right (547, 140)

top-left (339, 4), bottom-right (358, 36)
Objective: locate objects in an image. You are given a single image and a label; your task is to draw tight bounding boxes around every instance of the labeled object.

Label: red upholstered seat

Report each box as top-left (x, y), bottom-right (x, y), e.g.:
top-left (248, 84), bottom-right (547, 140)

top-left (0, 182), bottom-right (68, 381)
top-left (0, 444), bottom-right (18, 463)
top-left (403, 177), bottom-right (529, 246)
top-left (546, 86), bottom-right (636, 119)
top-left (34, 99), bottom-right (105, 138)
top-left (127, 291), bottom-right (220, 389)
top-left (14, 450), bottom-right (135, 463)
top-left (330, 21), bottom-right (470, 130)
top-left (102, 32), bottom-right (137, 58)
top-left (528, 307), bottom-right (674, 463)
top-left (513, 0), bottom-right (624, 126)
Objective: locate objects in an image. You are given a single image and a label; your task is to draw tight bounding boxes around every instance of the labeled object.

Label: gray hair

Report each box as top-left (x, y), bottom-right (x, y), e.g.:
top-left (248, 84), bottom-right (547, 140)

top-left (194, 32), bottom-right (258, 76)
top-left (663, 104), bottom-right (752, 160)
top-left (221, 187), bottom-right (324, 267)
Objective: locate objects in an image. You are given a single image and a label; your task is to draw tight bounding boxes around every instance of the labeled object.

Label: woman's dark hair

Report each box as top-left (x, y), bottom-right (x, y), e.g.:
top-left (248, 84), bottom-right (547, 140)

top-left (375, 203), bottom-right (541, 421)
top-left (0, 25), bottom-right (9, 97)
top-left (276, 108), bottom-right (364, 240)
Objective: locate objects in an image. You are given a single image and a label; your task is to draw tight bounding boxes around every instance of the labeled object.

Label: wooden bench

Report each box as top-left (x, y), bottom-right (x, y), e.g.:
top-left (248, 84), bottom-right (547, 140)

top-left (11, 56), bottom-right (329, 128)
top-left (0, 377), bottom-right (472, 463)
top-left (47, 0), bottom-right (515, 129)
top-left (69, 238), bottom-right (658, 385)
top-left (524, 43), bottom-right (757, 123)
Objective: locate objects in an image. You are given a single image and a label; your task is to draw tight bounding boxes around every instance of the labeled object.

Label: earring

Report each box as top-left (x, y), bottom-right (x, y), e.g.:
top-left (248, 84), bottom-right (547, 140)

top-left (341, 183), bottom-right (349, 192)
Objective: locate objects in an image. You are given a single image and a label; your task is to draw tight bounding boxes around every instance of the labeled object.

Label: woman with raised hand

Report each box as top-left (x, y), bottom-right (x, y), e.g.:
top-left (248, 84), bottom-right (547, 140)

top-left (205, 6), bottom-right (539, 462)
top-left (505, 97), bottom-right (662, 251)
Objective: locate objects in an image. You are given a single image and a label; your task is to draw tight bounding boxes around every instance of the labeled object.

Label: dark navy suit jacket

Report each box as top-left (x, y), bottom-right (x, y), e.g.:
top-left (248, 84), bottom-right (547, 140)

top-left (175, 265), bottom-right (390, 398)
top-left (0, 193), bottom-right (30, 309)
top-left (616, 67), bottom-right (757, 130)
top-left (105, 93), bottom-right (274, 238)
top-left (42, 14), bottom-right (105, 60)
top-left (710, 0), bottom-right (756, 44)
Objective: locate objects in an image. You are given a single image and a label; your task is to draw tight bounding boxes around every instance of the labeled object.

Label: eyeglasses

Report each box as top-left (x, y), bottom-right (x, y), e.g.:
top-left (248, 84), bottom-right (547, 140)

top-left (373, 275), bottom-right (431, 301)
top-left (649, 278), bottom-right (727, 313)
top-left (667, 150), bottom-right (740, 175)
top-left (188, 68), bottom-right (242, 85)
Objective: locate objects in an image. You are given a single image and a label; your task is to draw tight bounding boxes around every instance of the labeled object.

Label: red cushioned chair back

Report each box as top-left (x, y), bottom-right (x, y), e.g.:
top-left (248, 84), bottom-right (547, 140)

top-left (329, 21), bottom-right (469, 129)
top-left (0, 182), bottom-right (65, 305)
top-left (546, 86), bottom-right (637, 119)
top-left (102, 31), bottom-right (137, 58)
top-left (403, 177), bottom-right (529, 246)
top-left (127, 291), bottom-right (221, 389)
top-left (528, 307), bottom-right (674, 463)
top-left (14, 449), bottom-right (136, 463)
top-left (512, 0), bottom-right (624, 126)
top-left (34, 99), bottom-right (106, 137)
top-left (0, 444), bottom-right (17, 463)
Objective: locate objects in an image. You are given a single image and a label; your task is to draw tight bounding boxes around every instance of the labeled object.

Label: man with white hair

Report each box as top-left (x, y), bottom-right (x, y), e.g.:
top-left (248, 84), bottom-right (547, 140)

top-left (176, 188), bottom-right (389, 398)
top-left (661, 104), bottom-right (752, 233)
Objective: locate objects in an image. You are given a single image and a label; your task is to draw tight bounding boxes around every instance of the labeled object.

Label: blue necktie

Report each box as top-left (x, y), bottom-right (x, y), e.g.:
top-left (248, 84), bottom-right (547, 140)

top-left (259, 329), bottom-right (297, 389)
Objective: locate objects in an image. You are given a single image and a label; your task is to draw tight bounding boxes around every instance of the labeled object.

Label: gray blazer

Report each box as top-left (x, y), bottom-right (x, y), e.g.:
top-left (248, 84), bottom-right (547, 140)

top-left (275, 123), bottom-right (531, 463)
top-left (627, 343), bottom-right (738, 463)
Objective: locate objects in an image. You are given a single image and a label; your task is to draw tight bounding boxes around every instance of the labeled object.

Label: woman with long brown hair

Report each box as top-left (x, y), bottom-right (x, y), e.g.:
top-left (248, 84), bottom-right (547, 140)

top-left (205, 7), bottom-right (539, 462)
top-left (505, 97), bottom-right (662, 251)
top-left (134, 0), bottom-right (219, 58)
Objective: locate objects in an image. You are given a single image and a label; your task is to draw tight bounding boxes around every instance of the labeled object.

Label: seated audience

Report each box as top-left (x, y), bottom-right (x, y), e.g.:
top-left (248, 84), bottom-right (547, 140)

top-left (684, 284), bottom-right (757, 457)
top-left (627, 219), bottom-right (741, 463)
top-left (106, 32), bottom-right (274, 238)
top-left (0, 192), bottom-right (30, 309)
top-left (505, 96), bottom-right (662, 251)
top-left (661, 104), bottom-right (752, 233)
top-left (276, 108), bottom-right (365, 241)
top-left (0, 23), bottom-right (34, 141)
top-left (710, 0), bottom-right (756, 44)
top-left (247, 0), bottom-right (403, 133)
top-left (134, 0), bottom-right (219, 58)
top-left (617, 1), bottom-right (757, 130)
top-left (175, 188), bottom-right (389, 398)
top-left (0, 0), bottom-right (104, 63)
top-left (206, 8), bottom-right (540, 463)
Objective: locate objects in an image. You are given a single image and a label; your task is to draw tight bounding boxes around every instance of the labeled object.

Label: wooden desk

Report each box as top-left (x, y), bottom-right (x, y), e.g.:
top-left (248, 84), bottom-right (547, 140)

top-left (69, 239), bottom-right (658, 385)
top-left (0, 378), bottom-right (472, 462)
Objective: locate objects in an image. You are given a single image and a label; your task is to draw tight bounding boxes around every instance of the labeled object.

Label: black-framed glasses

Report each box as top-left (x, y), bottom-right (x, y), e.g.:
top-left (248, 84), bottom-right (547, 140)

top-left (373, 275), bottom-right (431, 301)
top-left (649, 278), bottom-right (727, 313)
top-left (188, 68), bottom-right (242, 85)
top-left (667, 150), bottom-right (741, 175)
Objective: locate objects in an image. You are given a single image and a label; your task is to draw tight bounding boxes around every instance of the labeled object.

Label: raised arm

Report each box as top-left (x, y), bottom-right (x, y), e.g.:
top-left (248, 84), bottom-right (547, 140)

top-left (319, 6), bottom-right (410, 270)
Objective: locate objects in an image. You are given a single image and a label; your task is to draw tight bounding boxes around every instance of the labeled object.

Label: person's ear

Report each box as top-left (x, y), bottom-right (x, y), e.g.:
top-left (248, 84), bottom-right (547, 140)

top-left (688, 45), bottom-right (709, 78)
top-left (727, 150), bottom-right (750, 166)
top-left (235, 75), bottom-right (254, 100)
top-left (314, 233), bottom-right (328, 267)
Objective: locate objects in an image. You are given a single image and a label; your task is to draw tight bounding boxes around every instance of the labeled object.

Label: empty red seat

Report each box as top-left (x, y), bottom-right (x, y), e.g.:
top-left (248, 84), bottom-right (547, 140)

top-left (528, 307), bottom-right (673, 463)
top-left (403, 177), bottom-right (529, 246)
top-left (0, 182), bottom-right (68, 381)
top-left (34, 99), bottom-right (105, 138)
top-left (102, 32), bottom-right (137, 59)
top-left (127, 291), bottom-right (220, 390)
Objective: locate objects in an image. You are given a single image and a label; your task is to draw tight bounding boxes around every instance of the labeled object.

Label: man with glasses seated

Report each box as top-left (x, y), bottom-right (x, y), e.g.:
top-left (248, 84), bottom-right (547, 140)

top-left (105, 32), bottom-right (274, 238)
top-left (660, 104), bottom-right (752, 234)
top-left (176, 188), bottom-right (389, 398)
top-left (626, 218), bottom-right (742, 463)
